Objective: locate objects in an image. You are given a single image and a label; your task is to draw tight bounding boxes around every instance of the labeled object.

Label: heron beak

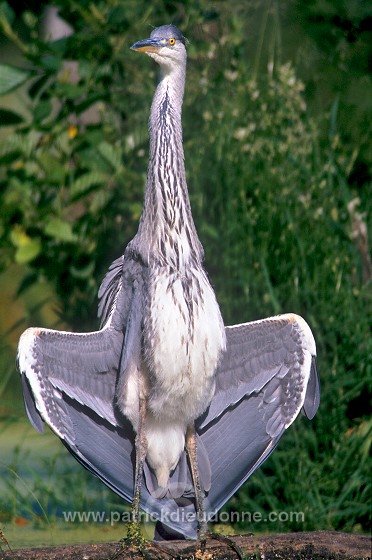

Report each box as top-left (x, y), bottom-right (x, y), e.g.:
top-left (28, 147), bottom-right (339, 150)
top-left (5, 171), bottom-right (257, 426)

top-left (130, 38), bottom-right (164, 53)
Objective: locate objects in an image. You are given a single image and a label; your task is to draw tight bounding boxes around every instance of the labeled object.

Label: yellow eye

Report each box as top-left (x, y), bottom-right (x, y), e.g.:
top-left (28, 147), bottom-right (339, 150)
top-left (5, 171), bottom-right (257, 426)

top-left (169, 38), bottom-right (175, 46)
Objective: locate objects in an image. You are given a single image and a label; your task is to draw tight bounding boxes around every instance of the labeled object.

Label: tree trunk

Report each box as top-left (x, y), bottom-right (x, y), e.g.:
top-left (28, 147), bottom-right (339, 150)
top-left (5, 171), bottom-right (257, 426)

top-left (0, 531), bottom-right (370, 560)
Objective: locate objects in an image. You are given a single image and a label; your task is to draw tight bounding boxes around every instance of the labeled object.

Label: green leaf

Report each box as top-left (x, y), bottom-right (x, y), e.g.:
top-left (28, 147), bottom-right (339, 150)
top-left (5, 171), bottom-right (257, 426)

top-left (57, 81), bottom-right (84, 100)
top-left (41, 54), bottom-right (62, 73)
top-left (15, 239), bottom-right (41, 263)
top-left (71, 171), bottom-right (107, 199)
top-left (0, 2), bottom-right (15, 26)
top-left (70, 260), bottom-right (95, 279)
top-left (44, 218), bottom-right (76, 242)
top-left (28, 74), bottom-right (50, 99)
top-left (78, 60), bottom-right (93, 80)
top-left (89, 190), bottom-right (112, 213)
top-left (48, 37), bottom-right (69, 56)
top-left (97, 141), bottom-right (123, 172)
top-left (37, 152), bottom-right (65, 183)
top-left (0, 64), bottom-right (30, 95)
top-left (0, 108), bottom-right (24, 126)
top-left (10, 227), bottom-right (41, 263)
top-left (22, 9), bottom-right (37, 29)
top-left (34, 99), bottom-right (53, 122)
top-left (10, 225), bottom-right (31, 247)
top-left (0, 132), bottom-right (34, 158)
top-left (74, 92), bottom-right (107, 115)
top-left (107, 5), bottom-right (127, 25)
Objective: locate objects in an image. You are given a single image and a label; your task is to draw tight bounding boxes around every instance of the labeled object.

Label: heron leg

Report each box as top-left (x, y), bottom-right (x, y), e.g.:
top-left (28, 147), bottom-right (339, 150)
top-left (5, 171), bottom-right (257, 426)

top-left (127, 395), bottom-right (147, 544)
top-left (186, 425), bottom-right (245, 559)
top-left (185, 425), bottom-right (208, 541)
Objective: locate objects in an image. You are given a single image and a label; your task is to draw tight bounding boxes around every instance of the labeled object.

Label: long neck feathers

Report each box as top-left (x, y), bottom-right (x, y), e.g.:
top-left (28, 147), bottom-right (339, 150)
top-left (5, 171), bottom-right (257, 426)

top-left (136, 62), bottom-right (204, 269)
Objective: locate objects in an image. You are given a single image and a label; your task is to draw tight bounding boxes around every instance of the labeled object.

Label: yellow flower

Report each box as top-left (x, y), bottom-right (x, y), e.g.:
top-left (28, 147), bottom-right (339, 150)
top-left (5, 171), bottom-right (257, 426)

top-left (67, 125), bottom-right (78, 139)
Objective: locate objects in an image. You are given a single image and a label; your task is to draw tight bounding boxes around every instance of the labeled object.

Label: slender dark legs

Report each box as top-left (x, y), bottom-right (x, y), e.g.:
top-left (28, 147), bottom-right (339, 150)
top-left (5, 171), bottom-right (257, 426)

top-left (127, 396), bottom-right (147, 542)
top-left (186, 424), bottom-right (245, 559)
top-left (185, 425), bottom-right (208, 540)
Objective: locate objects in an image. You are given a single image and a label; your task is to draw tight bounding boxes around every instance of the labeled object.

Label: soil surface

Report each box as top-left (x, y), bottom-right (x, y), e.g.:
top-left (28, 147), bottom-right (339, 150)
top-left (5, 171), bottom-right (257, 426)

top-left (0, 530), bottom-right (370, 559)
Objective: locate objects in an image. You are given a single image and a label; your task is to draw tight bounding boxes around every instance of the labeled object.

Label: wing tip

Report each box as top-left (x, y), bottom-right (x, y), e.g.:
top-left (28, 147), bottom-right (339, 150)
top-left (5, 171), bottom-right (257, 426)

top-left (303, 356), bottom-right (320, 419)
top-left (17, 326), bottom-right (57, 435)
top-left (17, 327), bottom-right (40, 375)
top-left (18, 326), bottom-right (43, 359)
top-left (282, 313), bottom-right (317, 357)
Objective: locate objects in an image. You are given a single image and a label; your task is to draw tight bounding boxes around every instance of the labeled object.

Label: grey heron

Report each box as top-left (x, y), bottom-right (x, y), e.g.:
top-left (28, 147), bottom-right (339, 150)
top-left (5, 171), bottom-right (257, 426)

top-left (17, 24), bottom-right (320, 541)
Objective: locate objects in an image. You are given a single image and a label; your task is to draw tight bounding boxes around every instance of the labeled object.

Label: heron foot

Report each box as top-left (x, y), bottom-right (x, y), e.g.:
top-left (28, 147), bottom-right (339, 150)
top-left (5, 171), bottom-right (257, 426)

top-left (111, 526), bottom-right (176, 560)
top-left (126, 520), bottom-right (145, 547)
top-left (110, 524), bottom-right (146, 559)
top-left (196, 531), bottom-right (246, 560)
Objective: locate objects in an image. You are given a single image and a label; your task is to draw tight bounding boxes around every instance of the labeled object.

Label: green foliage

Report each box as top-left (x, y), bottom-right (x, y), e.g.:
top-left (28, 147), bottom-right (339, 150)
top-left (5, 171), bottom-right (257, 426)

top-left (0, 64), bottom-right (30, 96)
top-left (0, 0), bottom-right (370, 537)
top-left (187, 50), bottom-right (371, 534)
top-left (0, 0), bottom-right (147, 325)
top-left (0, 443), bottom-right (129, 527)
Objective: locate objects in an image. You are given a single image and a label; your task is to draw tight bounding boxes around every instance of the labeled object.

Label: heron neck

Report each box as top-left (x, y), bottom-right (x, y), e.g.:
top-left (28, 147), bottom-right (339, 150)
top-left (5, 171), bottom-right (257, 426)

top-left (136, 65), bottom-right (203, 268)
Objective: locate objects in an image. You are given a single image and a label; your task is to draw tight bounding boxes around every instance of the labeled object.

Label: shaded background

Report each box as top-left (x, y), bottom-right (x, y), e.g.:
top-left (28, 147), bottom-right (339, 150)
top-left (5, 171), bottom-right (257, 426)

top-left (0, 0), bottom-right (370, 549)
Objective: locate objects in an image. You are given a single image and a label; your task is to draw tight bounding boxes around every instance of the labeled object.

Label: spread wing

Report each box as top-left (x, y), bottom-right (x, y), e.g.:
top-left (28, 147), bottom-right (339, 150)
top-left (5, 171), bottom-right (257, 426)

top-left (201, 313), bottom-right (318, 429)
top-left (17, 253), bottom-right (132, 432)
top-left (17, 253), bottom-right (135, 506)
top-left (18, 326), bottom-right (122, 430)
top-left (197, 313), bottom-right (319, 519)
top-left (17, 248), bottom-right (319, 541)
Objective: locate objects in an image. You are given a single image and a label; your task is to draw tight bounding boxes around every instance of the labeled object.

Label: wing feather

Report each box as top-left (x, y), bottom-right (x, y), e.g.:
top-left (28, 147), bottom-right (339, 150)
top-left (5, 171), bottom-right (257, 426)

top-left (303, 357), bottom-right (320, 419)
top-left (98, 255), bottom-right (124, 327)
top-left (98, 255), bottom-right (143, 331)
top-left (195, 312), bottom-right (319, 520)
top-left (200, 313), bottom-right (317, 430)
top-left (17, 326), bottom-right (123, 430)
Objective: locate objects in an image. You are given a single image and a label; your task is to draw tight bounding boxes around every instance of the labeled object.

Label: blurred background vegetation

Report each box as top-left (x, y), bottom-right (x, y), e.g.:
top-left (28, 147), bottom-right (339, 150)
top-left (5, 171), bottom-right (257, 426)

top-left (0, 0), bottom-right (370, 548)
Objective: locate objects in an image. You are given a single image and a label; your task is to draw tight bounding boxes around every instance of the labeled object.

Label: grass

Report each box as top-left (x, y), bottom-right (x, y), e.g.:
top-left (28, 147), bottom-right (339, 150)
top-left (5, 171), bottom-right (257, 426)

top-left (1, 523), bottom-right (127, 550)
top-left (0, 418), bottom-right (146, 550)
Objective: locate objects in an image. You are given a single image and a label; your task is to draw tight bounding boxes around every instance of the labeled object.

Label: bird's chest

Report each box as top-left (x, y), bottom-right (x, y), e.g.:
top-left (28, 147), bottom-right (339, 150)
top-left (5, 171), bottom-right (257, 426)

top-left (142, 266), bottom-right (226, 423)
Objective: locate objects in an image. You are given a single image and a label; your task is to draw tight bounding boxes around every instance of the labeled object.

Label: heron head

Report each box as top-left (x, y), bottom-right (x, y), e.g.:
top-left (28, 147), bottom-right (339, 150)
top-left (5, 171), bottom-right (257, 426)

top-left (131, 25), bottom-right (186, 68)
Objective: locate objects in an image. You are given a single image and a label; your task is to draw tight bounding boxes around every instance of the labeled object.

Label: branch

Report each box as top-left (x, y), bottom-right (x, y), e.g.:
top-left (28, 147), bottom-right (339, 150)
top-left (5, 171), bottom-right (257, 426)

top-left (0, 531), bottom-right (370, 559)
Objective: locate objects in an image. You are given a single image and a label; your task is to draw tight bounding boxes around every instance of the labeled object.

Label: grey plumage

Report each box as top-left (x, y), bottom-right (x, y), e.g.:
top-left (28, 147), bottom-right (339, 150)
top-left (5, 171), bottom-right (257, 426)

top-left (17, 24), bottom-right (319, 540)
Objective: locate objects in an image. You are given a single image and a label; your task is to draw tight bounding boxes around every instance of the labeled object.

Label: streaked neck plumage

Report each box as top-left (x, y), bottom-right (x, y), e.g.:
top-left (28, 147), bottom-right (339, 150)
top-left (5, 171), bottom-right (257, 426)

top-left (136, 58), bottom-right (204, 268)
